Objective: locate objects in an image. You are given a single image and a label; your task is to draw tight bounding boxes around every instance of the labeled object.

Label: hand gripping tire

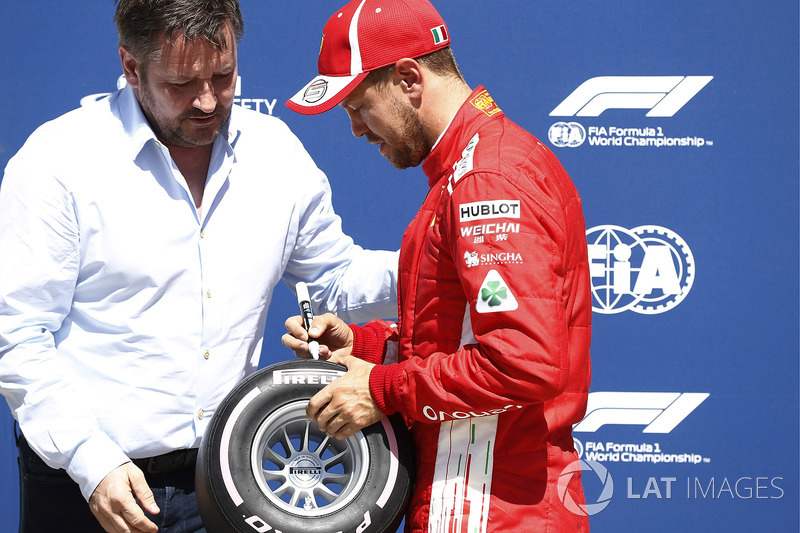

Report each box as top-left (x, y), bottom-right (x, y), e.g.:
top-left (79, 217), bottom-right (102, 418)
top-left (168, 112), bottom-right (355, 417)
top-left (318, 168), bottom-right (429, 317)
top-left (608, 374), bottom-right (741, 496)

top-left (196, 359), bottom-right (414, 533)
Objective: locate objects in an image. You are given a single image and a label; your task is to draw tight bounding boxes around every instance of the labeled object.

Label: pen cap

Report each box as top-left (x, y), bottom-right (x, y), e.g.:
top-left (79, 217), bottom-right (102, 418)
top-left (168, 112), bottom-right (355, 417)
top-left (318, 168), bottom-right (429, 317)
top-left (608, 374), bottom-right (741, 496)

top-left (296, 282), bottom-right (311, 304)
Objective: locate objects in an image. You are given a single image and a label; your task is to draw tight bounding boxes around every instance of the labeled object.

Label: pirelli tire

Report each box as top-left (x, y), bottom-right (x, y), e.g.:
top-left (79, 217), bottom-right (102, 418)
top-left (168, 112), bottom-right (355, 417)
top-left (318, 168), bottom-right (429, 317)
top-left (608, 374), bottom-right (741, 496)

top-left (196, 359), bottom-right (414, 533)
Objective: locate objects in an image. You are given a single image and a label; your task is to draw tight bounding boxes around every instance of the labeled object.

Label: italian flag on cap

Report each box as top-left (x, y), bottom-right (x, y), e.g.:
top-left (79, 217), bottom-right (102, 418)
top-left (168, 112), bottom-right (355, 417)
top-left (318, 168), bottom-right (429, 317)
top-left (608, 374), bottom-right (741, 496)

top-left (431, 24), bottom-right (448, 44)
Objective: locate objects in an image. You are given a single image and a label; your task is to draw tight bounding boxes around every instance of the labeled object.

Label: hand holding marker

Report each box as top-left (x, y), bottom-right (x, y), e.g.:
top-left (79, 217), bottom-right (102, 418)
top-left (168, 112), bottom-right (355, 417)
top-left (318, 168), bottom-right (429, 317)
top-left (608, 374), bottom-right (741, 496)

top-left (296, 282), bottom-right (320, 360)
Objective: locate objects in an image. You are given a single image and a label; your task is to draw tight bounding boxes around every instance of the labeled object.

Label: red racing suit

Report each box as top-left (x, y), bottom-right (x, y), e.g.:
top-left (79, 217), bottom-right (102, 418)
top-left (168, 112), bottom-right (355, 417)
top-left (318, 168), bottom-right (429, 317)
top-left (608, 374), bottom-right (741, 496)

top-left (351, 87), bottom-right (592, 532)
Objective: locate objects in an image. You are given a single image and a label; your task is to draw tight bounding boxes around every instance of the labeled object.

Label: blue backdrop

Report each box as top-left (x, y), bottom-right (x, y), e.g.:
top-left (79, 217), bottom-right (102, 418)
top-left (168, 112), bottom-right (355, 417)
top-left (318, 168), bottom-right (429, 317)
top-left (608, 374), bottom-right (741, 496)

top-left (1, 1), bottom-right (797, 531)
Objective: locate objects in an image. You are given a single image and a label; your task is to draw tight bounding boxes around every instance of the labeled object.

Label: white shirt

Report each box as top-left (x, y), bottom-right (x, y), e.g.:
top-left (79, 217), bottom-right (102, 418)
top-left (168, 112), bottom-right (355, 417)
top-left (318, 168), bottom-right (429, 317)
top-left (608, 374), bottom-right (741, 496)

top-left (0, 86), bottom-right (398, 500)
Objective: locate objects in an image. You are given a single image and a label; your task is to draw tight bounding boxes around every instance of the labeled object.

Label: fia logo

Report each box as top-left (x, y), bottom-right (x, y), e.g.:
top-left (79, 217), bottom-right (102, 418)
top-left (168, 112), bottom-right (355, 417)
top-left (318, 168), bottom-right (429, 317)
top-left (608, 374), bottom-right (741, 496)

top-left (587, 225), bottom-right (695, 314)
top-left (549, 122), bottom-right (586, 148)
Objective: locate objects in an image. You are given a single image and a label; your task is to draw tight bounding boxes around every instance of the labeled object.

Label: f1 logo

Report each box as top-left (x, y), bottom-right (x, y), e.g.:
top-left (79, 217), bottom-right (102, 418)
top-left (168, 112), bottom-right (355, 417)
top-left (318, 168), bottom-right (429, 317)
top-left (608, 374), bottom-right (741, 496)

top-left (550, 76), bottom-right (713, 117)
top-left (573, 392), bottom-right (709, 433)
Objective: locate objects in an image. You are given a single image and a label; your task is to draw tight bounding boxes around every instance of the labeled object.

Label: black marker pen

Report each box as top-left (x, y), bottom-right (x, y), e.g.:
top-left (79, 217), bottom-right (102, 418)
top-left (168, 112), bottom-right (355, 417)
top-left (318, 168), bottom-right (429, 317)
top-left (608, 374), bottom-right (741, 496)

top-left (295, 282), bottom-right (320, 359)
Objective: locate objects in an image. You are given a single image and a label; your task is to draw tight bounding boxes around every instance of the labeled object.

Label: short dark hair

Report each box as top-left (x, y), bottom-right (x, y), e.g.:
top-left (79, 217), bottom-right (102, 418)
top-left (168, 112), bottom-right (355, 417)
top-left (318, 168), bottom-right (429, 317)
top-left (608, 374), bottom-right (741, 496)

top-left (115, 0), bottom-right (244, 62)
top-left (365, 47), bottom-right (465, 87)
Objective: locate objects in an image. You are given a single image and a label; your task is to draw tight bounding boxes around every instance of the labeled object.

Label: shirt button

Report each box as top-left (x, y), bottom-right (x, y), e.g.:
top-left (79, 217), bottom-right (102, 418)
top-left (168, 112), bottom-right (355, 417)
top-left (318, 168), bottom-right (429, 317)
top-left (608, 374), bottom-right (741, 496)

top-left (206, 290), bottom-right (212, 298)
top-left (200, 230), bottom-right (205, 238)
top-left (204, 351), bottom-right (210, 360)
top-left (198, 410), bottom-right (205, 420)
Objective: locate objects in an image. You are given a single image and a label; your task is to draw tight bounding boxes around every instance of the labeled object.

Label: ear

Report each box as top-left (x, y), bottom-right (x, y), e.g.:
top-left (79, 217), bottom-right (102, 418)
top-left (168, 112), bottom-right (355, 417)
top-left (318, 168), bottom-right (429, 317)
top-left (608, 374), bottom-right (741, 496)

top-left (392, 58), bottom-right (424, 97)
top-left (119, 46), bottom-right (142, 91)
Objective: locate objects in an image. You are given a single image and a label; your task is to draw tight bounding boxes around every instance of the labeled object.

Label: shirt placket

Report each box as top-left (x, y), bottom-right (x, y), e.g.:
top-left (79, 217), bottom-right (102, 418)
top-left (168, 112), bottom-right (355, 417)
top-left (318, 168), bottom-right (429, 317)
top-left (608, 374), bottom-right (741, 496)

top-left (194, 138), bottom-right (235, 434)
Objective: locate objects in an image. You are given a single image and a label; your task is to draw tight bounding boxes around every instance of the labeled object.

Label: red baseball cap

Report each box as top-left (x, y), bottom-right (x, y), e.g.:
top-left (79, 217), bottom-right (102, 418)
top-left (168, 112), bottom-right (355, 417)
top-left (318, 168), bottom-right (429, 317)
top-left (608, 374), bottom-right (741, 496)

top-left (286, 0), bottom-right (451, 115)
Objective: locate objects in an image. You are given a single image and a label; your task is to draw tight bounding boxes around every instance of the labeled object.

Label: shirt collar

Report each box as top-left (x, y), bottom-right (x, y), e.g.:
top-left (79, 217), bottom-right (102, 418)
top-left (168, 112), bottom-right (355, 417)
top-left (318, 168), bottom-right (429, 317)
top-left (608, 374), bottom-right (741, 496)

top-left (116, 84), bottom-right (159, 159)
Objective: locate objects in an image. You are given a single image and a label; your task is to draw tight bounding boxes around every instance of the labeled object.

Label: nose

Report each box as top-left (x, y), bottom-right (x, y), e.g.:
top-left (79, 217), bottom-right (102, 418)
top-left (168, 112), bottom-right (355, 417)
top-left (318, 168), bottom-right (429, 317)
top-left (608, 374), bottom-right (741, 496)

top-left (194, 80), bottom-right (217, 113)
top-left (346, 109), bottom-right (368, 138)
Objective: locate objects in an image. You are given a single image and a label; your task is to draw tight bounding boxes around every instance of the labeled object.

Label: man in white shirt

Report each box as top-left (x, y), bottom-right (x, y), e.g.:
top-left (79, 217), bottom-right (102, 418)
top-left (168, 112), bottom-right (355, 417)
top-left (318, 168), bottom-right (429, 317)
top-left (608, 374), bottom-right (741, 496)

top-left (0, 1), bottom-right (397, 532)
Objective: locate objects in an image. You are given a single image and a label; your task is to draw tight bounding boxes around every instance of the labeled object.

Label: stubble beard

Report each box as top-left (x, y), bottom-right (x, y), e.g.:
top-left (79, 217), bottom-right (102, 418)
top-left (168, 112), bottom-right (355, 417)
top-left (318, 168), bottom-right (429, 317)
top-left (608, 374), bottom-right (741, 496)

top-left (377, 98), bottom-right (433, 170)
top-left (138, 83), bottom-right (231, 149)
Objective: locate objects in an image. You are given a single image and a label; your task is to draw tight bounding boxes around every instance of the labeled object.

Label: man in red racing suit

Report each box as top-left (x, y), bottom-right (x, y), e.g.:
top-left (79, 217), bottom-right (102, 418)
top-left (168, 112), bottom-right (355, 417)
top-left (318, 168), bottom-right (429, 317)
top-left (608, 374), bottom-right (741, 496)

top-left (284, 1), bottom-right (591, 531)
top-left (350, 86), bottom-right (591, 532)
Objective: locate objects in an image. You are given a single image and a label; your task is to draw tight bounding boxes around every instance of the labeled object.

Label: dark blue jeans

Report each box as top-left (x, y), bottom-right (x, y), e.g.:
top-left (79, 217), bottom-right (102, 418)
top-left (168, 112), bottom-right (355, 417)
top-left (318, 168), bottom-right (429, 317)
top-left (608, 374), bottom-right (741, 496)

top-left (17, 434), bottom-right (206, 533)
